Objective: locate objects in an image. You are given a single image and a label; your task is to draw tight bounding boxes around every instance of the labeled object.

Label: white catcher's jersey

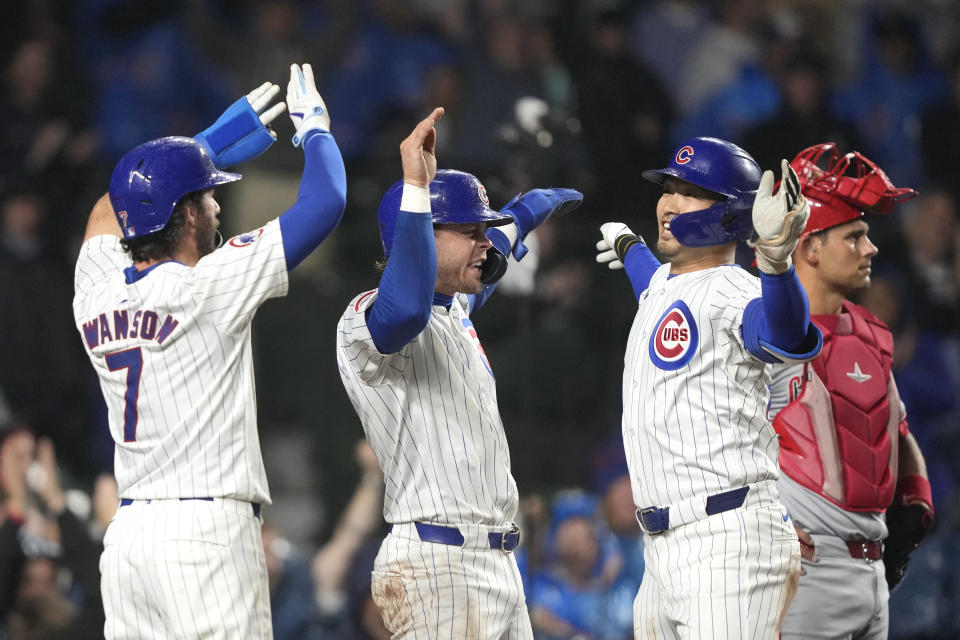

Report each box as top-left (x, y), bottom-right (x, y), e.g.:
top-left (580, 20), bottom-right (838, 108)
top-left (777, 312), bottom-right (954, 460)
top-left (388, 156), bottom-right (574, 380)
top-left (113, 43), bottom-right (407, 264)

top-left (337, 290), bottom-right (519, 526)
top-left (73, 221), bottom-right (288, 503)
top-left (623, 263), bottom-right (781, 509)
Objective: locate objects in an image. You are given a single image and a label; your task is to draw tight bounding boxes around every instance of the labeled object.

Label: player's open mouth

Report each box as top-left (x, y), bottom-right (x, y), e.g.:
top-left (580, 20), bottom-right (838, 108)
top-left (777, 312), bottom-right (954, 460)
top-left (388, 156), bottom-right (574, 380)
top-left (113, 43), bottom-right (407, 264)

top-left (469, 260), bottom-right (484, 272)
top-left (661, 216), bottom-right (674, 237)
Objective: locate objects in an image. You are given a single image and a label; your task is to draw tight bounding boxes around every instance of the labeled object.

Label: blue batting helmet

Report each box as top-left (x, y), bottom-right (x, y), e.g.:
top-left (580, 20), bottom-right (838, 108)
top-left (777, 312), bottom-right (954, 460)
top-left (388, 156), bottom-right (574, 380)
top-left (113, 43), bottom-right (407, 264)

top-left (377, 170), bottom-right (514, 256)
top-left (642, 137), bottom-right (762, 247)
top-left (109, 136), bottom-right (241, 239)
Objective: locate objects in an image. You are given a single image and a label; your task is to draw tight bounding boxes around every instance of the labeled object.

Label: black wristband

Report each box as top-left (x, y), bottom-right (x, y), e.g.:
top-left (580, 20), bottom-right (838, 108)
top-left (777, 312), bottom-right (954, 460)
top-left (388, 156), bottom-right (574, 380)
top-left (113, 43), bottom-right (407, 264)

top-left (614, 234), bottom-right (644, 261)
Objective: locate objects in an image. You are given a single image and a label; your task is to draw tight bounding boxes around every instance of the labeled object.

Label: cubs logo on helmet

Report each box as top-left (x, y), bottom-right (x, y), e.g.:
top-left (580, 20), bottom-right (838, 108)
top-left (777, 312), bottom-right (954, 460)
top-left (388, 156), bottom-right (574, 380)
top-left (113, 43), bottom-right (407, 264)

top-left (675, 145), bottom-right (694, 165)
top-left (649, 300), bottom-right (699, 370)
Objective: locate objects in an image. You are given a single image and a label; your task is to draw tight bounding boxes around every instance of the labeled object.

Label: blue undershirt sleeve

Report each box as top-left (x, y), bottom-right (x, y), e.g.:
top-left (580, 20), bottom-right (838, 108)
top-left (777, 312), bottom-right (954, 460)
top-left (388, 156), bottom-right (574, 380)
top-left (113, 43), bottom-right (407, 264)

top-left (366, 211), bottom-right (436, 354)
top-left (742, 267), bottom-right (822, 363)
top-left (623, 243), bottom-right (661, 300)
top-left (278, 131), bottom-right (347, 271)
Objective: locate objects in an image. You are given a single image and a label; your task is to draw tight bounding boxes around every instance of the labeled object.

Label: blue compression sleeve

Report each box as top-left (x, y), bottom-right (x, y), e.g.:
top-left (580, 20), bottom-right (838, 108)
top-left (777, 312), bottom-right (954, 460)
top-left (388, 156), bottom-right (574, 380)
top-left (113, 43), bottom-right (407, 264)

top-left (623, 243), bottom-right (661, 300)
top-left (367, 211), bottom-right (436, 354)
top-left (278, 131), bottom-right (347, 270)
top-left (742, 267), bottom-right (822, 363)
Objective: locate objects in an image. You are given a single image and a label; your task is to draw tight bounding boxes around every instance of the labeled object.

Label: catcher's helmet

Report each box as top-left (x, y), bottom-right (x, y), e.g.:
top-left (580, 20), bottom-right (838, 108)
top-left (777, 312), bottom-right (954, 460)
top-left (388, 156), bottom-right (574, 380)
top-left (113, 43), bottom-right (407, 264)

top-left (790, 142), bottom-right (917, 235)
top-left (643, 137), bottom-right (762, 247)
top-left (109, 136), bottom-right (241, 239)
top-left (376, 169), bottom-right (513, 256)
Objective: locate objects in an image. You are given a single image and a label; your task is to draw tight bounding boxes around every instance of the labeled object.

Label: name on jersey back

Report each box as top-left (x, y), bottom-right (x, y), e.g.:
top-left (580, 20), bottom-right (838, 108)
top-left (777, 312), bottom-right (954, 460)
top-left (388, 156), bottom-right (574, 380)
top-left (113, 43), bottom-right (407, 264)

top-left (80, 309), bottom-right (179, 350)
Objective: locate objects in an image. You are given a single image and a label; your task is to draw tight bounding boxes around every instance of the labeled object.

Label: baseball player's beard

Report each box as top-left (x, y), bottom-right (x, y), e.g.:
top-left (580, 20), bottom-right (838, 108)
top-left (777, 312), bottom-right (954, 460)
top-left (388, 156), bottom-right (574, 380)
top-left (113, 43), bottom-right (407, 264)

top-left (196, 213), bottom-right (219, 257)
top-left (656, 234), bottom-right (686, 260)
top-left (435, 255), bottom-right (486, 295)
top-left (436, 268), bottom-right (484, 295)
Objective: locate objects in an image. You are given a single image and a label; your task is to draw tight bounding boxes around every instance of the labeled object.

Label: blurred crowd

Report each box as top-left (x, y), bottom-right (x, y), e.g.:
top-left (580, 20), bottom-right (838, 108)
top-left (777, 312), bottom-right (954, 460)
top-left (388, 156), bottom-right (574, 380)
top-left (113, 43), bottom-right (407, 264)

top-left (2, 0), bottom-right (959, 637)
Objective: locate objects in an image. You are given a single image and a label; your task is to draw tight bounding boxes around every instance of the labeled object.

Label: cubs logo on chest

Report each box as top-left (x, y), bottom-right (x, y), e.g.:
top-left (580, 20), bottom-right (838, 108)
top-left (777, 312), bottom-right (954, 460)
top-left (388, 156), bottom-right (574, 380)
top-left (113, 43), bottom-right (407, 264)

top-left (648, 300), bottom-right (699, 370)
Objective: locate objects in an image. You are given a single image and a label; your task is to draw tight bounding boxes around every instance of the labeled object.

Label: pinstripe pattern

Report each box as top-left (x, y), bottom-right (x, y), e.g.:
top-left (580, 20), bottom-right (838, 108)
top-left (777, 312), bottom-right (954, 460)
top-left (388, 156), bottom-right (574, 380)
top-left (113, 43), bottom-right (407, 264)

top-left (633, 505), bottom-right (800, 639)
top-left (75, 223), bottom-right (286, 639)
top-left (371, 531), bottom-right (532, 639)
top-left (73, 222), bottom-right (287, 502)
top-left (338, 290), bottom-right (529, 638)
top-left (101, 500), bottom-right (272, 639)
top-left (622, 264), bottom-right (806, 638)
top-left (337, 291), bottom-right (518, 526)
top-left (623, 264), bottom-right (780, 510)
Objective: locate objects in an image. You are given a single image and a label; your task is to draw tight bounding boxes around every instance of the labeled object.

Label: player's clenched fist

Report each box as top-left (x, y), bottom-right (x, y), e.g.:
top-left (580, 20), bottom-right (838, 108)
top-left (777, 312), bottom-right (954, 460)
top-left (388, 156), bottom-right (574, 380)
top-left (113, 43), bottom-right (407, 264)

top-left (288, 63), bottom-right (331, 147)
top-left (399, 107), bottom-right (445, 188)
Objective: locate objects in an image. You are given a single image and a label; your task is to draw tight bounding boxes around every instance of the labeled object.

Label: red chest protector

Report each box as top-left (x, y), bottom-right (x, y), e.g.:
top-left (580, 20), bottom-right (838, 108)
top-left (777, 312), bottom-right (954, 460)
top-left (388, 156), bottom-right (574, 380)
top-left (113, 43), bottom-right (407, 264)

top-left (773, 301), bottom-right (900, 512)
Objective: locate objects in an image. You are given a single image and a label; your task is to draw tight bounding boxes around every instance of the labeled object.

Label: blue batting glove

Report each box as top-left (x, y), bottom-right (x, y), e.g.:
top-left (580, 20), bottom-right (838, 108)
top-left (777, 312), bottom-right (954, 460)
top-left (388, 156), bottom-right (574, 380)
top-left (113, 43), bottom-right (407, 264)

top-left (194, 82), bottom-right (287, 168)
top-left (499, 188), bottom-right (583, 260)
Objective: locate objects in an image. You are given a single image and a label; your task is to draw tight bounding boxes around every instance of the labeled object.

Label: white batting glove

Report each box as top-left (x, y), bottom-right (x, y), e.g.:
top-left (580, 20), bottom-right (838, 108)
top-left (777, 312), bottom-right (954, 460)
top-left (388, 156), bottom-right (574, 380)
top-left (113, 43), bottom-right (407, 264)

top-left (287, 63), bottom-right (331, 147)
top-left (749, 159), bottom-right (810, 274)
top-left (596, 222), bottom-right (640, 270)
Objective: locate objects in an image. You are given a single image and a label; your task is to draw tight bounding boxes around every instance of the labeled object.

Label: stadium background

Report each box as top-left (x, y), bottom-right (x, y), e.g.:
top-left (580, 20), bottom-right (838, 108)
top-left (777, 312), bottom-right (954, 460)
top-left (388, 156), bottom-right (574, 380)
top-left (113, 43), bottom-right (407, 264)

top-left (2, 0), bottom-right (959, 637)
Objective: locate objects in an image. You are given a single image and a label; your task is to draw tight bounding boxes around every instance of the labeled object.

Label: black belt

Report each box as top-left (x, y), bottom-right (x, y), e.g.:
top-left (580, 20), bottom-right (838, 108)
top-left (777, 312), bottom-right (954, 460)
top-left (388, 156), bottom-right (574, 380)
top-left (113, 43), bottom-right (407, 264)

top-left (119, 497), bottom-right (261, 518)
top-left (636, 486), bottom-right (750, 535)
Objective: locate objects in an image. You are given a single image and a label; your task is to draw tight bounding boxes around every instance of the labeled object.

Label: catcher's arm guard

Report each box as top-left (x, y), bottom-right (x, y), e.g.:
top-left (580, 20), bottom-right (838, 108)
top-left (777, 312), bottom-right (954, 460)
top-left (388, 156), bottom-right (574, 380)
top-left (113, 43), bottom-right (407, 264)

top-left (883, 474), bottom-right (934, 590)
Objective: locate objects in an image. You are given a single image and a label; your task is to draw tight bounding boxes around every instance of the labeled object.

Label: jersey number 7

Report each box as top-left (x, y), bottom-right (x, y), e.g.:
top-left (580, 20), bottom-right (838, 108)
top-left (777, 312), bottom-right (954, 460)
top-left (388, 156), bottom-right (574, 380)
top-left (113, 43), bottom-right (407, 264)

top-left (105, 347), bottom-right (143, 442)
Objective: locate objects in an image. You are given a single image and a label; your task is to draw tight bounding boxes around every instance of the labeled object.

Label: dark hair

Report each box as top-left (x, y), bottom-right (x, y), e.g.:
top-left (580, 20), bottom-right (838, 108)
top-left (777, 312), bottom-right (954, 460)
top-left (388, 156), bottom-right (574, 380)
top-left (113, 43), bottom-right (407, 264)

top-left (120, 190), bottom-right (204, 262)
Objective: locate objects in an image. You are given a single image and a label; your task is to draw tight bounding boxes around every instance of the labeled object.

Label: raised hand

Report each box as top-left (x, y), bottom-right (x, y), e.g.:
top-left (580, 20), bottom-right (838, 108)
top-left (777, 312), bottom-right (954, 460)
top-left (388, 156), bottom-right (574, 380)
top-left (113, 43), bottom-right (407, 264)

top-left (750, 159), bottom-right (810, 274)
top-left (194, 81), bottom-right (287, 168)
top-left (31, 437), bottom-right (66, 515)
top-left (288, 63), bottom-right (331, 147)
top-left (400, 107), bottom-right (445, 188)
top-left (246, 82), bottom-right (287, 135)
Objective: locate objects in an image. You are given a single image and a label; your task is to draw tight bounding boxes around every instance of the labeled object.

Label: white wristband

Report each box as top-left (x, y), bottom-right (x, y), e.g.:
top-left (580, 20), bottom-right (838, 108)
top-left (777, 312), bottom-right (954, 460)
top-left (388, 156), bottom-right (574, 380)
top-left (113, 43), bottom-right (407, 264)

top-left (400, 183), bottom-right (431, 213)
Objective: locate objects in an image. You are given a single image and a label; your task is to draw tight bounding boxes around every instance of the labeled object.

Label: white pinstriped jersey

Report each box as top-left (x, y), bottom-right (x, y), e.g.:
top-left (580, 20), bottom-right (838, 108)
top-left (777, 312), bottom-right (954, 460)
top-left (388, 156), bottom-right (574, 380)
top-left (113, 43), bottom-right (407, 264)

top-left (72, 220), bottom-right (288, 503)
top-left (623, 263), bottom-right (783, 509)
top-left (337, 290), bottom-right (519, 526)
